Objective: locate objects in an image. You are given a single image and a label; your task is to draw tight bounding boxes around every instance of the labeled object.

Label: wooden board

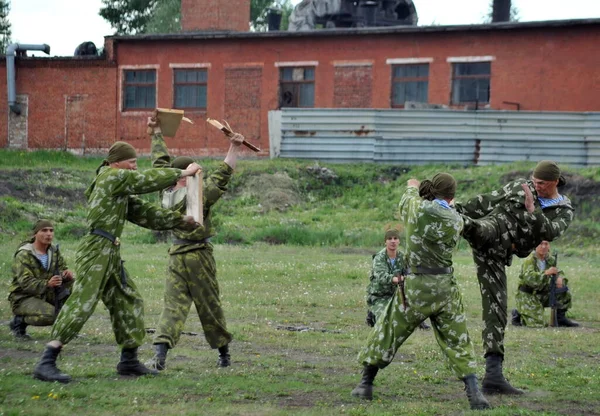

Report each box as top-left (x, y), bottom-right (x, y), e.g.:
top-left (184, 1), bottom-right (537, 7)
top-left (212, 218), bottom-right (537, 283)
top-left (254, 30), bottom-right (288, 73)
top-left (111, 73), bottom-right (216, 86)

top-left (186, 171), bottom-right (203, 226)
top-left (156, 108), bottom-right (193, 137)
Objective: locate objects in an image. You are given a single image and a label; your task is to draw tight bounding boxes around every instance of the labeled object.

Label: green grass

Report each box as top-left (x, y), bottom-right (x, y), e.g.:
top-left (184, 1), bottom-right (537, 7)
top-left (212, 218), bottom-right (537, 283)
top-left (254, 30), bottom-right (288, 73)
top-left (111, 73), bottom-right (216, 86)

top-left (0, 242), bottom-right (599, 415)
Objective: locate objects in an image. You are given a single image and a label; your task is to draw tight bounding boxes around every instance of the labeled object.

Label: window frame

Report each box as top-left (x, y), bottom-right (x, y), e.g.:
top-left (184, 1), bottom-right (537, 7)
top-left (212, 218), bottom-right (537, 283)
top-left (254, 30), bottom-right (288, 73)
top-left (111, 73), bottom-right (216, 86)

top-left (122, 69), bottom-right (157, 111)
top-left (172, 68), bottom-right (208, 110)
top-left (450, 61), bottom-right (491, 106)
top-left (390, 63), bottom-right (430, 108)
top-left (278, 66), bottom-right (316, 108)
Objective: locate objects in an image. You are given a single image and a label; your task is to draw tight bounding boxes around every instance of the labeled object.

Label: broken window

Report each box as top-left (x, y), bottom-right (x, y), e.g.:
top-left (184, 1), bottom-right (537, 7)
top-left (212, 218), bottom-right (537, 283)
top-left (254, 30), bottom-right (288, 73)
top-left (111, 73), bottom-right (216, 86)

top-left (173, 69), bottom-right (208, 109)
top-left (123, 70), bottom-right (156, 110)
top-left (391, 64), bottom-right (429, 107)
top-left (451, 62), bottom-right (491, 105)
top-left (279, 67), bottom-right (315, 108)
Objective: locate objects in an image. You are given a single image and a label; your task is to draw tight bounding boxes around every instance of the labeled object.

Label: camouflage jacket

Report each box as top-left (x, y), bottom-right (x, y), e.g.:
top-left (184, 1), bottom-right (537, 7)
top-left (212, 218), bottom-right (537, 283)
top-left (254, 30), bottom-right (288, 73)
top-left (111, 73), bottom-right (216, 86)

top-left (399, 187), bottom-right (463, 269)
top-left (151, 131), bottom-right (233, 254)
top-left (455, 178), bottom-right (574, 257)
top-left (9, 242), bottom-right (70, 305)
top-left (518, 251), bottom-right (562, 292)
top-left (366, 247), bottom-right (405, 307)
top-left (84, 164), bottom-right (186, 239)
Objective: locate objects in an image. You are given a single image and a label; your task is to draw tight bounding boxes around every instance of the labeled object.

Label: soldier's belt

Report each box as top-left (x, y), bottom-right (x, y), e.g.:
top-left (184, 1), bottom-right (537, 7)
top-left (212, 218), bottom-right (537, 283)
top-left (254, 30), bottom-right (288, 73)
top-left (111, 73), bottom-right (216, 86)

top-left (91, 228), bottom-right (121, 246)
top-left (172, 238), bottom-right (211, 246)
top-left (410, 266), bottom-right (453, 275)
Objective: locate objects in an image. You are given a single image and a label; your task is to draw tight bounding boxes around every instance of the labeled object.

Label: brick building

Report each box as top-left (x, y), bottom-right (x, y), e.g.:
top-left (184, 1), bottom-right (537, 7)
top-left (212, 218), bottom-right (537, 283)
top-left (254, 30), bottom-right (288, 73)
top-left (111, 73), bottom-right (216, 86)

top-left (1, 1), bottom-right (599, 156)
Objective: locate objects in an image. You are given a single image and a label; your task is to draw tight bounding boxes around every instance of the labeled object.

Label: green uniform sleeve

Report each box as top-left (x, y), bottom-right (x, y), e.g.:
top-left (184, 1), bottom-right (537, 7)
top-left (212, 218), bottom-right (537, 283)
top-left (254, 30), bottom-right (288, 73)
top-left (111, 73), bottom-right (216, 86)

top-left (126, 195), bottom-right (194, 231)
top-left (369, 251), bottom-right (395, 299)
top-left (398, 187), bottom-right (420, 224)
top-left (519, 255), bottom-right (548, 291)
top-left (151, 131), bottom-right (172, 169)
top-left (529, 204), bottom-right (574, 242)
top-left (109, 168), bottom-right (182, 197)
top-left (12, 251), bottom-right (48, 296)
top-left (204, 162), bottom-right (233, 209)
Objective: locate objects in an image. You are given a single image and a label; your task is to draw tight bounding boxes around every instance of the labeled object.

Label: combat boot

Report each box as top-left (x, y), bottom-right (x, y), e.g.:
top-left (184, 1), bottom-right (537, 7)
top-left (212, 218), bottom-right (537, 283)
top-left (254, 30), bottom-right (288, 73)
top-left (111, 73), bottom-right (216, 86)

top-left (117, 347), bottom-right (159, 376)
top-left (33, 345), bottom-right (71, 383)
top-left (482, 353), bottom-right (523, 395)
top-left (463, 374), bottom-right (491, 410)
top-left (145, 343), bottom-right (169, 371)
top-left (511, 309), bottom-right (522, 326)
top-left (9, 315), bottom-right (31, 340)
top-left (557, 309), bottom-right (579, 327)
top-left (351, 365), bottom-right (379, 400)
top-left (217, 344), bottom-right (231, 368)
top-left (419, 320), bottom-right (431, 330)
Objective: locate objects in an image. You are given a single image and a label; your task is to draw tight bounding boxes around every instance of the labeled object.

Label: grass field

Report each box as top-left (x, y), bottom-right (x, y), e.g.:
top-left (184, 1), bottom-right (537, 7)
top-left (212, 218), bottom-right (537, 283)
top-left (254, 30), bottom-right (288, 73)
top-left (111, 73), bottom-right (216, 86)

top-left (1, 240), bottom-right (599, 416)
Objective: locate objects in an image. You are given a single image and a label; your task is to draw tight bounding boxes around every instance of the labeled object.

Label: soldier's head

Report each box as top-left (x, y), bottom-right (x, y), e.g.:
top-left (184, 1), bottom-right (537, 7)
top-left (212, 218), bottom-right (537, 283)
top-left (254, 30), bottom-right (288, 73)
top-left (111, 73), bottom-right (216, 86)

top-left (532, 160), bottom-right (565, 199)
top-left (107, 141), bottom-right (138, 171)
top-left (535, 240), bottom-right (550, 259)
top-left (384, 228), bottom-right (400, 251)
top-left (32, 219), bottom-right (54, 246)
top-left (419, 173), bottom-right (456, 202)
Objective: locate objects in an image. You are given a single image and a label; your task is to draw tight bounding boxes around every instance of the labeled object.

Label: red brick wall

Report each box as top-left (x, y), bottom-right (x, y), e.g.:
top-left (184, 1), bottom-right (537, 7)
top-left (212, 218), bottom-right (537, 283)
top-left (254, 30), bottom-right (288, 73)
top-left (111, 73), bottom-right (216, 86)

top-left (181, 0), bottom-right (250, 32)
top-left (333, 64), bottom-right (373, 108)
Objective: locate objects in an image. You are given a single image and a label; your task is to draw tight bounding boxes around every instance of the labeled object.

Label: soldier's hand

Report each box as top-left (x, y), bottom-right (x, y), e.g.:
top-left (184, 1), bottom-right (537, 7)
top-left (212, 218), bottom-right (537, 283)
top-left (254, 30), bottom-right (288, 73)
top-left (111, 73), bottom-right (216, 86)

top-left (147, 110), bottom-right (161, 134)
top-left (229, 132), bottom-right (245, 147)
top-left (181, 215), bottom-right (200, 231)
top-left (522, 183), bottom-right (535, 213)
top-left (407, 179), bottom-right (420, 188)
top-left (48, 275), bottom-right (63, 288)
top-left (62, 270), bottom-right (74, 281)
top-left (181, 162), bottom-right (202, 177)
top-left (545, 266), bottom-right (559, 276)
top-left (556, 276), bottom-right (564, 288)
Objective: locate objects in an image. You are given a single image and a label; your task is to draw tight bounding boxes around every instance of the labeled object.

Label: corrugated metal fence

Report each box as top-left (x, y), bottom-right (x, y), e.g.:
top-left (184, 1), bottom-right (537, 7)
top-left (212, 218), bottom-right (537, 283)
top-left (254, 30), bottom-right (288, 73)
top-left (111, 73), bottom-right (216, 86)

top-left (268, 109), bottom-right (600, 166)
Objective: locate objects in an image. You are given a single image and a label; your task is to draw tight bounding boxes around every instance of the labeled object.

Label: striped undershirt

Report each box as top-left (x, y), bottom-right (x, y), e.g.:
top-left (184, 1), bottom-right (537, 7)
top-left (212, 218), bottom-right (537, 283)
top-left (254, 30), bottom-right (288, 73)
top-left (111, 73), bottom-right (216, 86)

top-left (538, 194), bottom-right (564, 208)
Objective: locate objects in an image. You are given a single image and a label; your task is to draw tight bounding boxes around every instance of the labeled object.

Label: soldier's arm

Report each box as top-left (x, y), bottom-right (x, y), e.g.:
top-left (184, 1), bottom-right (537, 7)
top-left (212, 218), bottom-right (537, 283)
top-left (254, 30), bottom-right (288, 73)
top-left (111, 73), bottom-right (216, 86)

top-left (528, 204), bottom-right (574, 242)
top-left (203, 162), bottom-right (234, 209)
top-left (109, 168), bottom-right (182, 197)
top-left (126, 195), bottom-right (205, 232)
top-left (150, 128), bottom-right (173, 169)
top-left (398, 186), bottom-right (420, 224)
top-left (519, 257), bottom-right (548, 291)
top-left (12, 253), bottom-right (49, 296)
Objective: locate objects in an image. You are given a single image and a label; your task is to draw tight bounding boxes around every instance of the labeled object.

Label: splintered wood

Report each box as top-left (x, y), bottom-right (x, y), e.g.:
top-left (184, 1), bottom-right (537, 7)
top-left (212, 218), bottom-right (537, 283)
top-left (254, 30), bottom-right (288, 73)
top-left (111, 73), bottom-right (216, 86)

top-left (206, 118), bottom-right (261, 152)
top-left (186, 171), bottom-right (203, 226)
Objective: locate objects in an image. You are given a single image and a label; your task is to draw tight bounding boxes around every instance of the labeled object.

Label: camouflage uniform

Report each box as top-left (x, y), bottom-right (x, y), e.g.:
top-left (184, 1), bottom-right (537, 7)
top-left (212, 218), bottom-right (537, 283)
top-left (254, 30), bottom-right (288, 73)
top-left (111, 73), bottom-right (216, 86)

top-left (358, 187), bottom-right (478, 379)
top-left (515, 252), bottom-right (572, 327)
top-left (9, 242), bottom-right (72, 326)
top-left (366, 247), bottom-right (405, 318)
top-left (150, 132), bottom-right (232, 350)
top-left (51, 166), bottom-right (187, 348)
top-left (456, 178), bottom-right (574, 356)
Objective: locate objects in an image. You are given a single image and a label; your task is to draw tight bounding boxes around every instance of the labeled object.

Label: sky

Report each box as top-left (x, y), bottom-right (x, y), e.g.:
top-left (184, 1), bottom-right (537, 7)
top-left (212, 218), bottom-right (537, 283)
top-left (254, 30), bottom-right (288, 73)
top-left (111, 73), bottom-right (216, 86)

top-left (9, 0), bottom-right (600, 57)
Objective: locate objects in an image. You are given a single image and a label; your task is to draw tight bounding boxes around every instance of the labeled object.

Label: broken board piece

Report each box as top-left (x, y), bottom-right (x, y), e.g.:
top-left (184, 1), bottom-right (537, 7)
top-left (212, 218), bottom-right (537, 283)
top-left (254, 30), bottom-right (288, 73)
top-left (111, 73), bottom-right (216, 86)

top-left (157, 108), bottom-right (194, 137)
top-left (186, 171), bottom-right (203, 226)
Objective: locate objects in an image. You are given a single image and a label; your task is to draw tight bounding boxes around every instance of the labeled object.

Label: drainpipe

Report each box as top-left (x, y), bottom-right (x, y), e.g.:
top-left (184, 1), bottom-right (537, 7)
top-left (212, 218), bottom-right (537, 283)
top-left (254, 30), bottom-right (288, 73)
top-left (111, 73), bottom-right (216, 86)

top-left (6, 43), bottom-right (51, 115)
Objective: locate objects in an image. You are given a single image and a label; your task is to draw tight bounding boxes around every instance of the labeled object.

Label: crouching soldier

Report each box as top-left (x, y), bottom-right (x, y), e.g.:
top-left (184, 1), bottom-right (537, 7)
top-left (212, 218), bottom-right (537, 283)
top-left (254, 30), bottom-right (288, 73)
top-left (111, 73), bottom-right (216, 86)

top-left (9, 220), bottom-right (73, 340)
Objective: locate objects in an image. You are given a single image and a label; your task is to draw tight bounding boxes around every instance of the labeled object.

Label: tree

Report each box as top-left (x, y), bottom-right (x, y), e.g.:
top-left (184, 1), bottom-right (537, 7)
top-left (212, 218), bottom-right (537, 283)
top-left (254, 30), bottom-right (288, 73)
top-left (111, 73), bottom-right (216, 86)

top-left (100, 0), bottom-right (293, 35)
top-left (0, 0), bottom-right (11, 54)
top-left (483, 0), bottom-right (520, 23)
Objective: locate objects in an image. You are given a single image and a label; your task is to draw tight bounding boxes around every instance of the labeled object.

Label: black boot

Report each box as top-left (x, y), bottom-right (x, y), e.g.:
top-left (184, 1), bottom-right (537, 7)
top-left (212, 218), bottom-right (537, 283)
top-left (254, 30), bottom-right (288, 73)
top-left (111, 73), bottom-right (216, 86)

top-left (557, 309), bottom-right (579, 327)
top-left (9, 315), bottom-right (31, 340)
top-left (511, 309), bottom-right (522, 326)
top-left (482, 354), bottom-right (523, 395)
top-left (33, 345), bottom-right (71, 383)
top-left (365, 310), bottom-right (376, 327)
top-left (463, 374), bottom-right (491, 410)
top-left (351, 365), bottom-right (379, 400)
top-left (418, 320), bottom-right (431, 330)
top-left (116, 347), bottom-right (159, 376)
top-left (217, 345), bottom-right (231, 368)
top-left (145, 343), bottom-right (169, 371)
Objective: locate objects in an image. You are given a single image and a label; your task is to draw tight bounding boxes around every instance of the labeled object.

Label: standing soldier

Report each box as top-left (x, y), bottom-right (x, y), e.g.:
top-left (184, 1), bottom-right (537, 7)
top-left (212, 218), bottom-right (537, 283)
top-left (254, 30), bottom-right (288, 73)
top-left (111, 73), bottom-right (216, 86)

top-left (456, 160), bottom-right (574, 395)
top-left (512, 240), bottom-right (579, 328)
top-left (9, 220), bottom-right (74, 340)
top-left (352, 174), bottom-right (490, 411)
top-left (145, 114), bottom-right (243, 371)
top-left (33, 141), bottom-right (201, 383)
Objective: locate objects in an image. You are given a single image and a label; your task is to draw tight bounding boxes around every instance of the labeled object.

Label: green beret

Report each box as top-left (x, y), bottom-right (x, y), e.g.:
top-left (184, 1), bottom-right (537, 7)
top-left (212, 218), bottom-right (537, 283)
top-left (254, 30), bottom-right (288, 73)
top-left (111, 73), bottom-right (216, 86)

top-left (106, 141), bottom-right (137, 164)
top-left (533, 160), bottom-right (566, 186)
top-left (385, 229), bottom-right (400, 240)
top-left (172, 156), bottom-right (195, 170)
top-left (33, 219), bottom-right (53, 234)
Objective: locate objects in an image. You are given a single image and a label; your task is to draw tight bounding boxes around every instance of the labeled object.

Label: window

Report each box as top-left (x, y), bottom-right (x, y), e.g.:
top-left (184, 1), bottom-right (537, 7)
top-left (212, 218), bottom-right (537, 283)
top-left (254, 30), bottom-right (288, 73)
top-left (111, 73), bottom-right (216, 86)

top-left (391, 64), bottom-right (429, 107)
top-left (123, 70), bottom-right (156, 110)
top-left (174, 69), bottom-right (208, 109)
top-left (279, 67), bottom-right (315, 108)
top-left (451, 62), bottom-right (491, 105)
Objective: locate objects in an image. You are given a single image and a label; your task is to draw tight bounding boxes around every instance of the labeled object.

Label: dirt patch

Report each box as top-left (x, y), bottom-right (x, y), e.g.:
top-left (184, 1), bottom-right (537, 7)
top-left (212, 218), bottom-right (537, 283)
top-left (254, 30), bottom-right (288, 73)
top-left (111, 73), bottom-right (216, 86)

top-left (242, 172), bottom-right (302, 213)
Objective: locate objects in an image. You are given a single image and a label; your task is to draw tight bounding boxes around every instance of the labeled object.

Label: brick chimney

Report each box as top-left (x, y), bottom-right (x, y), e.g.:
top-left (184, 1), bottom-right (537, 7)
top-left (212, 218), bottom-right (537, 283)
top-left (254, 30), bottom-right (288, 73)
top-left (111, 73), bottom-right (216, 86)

top-left (181, 0), bottom-right (251, 32)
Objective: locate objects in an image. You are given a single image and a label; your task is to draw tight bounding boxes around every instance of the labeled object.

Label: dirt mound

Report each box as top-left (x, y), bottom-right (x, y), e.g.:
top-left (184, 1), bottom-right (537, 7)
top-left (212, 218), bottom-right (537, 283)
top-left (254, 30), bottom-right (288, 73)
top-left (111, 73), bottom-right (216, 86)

top-left (242, 172), bottom-right (302, 213)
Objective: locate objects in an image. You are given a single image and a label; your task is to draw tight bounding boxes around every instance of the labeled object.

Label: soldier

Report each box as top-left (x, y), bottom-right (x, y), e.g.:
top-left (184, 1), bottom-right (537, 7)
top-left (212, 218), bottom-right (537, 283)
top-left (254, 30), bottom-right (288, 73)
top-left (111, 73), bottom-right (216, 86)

top-left (8, 220), bottom-right (74, 340)
top-left (456, 160), bottom-right (574, 395)
top-left (512, 240), bottom-right (579, 328)
top-left (33, 141), bottom-right (201, 383)
top-left (352, 174), bottom-right (490, 411)
top-left (145, 113), bottom-right (244, 371)
top-left (365, 228), bottom-right (430, 330)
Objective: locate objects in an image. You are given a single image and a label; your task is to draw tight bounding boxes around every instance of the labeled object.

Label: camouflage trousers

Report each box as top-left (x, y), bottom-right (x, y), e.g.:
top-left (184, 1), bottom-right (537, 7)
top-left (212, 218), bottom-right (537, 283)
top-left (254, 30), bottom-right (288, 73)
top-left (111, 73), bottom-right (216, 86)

top-left (51, 237), bottom-right (146, 348)
top-left (153, 246), bottom-right (232, 349)
top-left (13, 296), bottom-right (56, 326)
top-left (515, 280), bottom-right (572, 328)
top-left (358, 274), bottom-right (478, 379)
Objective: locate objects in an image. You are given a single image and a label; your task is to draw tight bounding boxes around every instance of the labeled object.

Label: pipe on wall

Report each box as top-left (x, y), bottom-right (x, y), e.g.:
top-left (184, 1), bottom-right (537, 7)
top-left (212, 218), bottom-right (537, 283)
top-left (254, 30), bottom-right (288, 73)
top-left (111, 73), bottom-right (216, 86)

top-left (6, 43), bottom-right (51, 115)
